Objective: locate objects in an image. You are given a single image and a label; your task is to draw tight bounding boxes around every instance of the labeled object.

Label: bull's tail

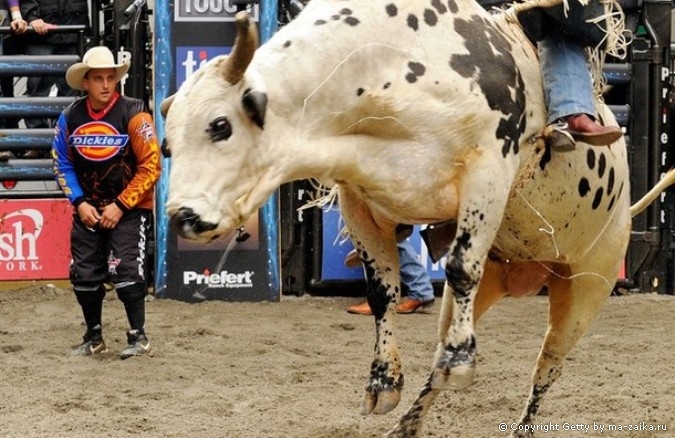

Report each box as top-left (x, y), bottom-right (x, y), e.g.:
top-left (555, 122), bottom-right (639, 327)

top-left (630, 167), bottom-right (675, 217)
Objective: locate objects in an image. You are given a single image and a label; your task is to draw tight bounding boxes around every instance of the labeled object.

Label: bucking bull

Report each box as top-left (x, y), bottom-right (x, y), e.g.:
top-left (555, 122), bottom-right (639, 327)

top-left (159, 0), bottom-right (675, 436)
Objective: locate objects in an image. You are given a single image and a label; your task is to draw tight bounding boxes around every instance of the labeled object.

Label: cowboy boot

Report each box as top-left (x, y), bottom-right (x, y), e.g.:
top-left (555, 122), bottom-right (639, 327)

top-left (544, 113), bottom-right (623, 151)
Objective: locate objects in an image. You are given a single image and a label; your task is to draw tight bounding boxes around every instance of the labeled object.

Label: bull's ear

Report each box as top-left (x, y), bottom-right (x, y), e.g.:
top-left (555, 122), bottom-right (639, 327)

top-left (242, 89), bottom-right (267, 129)
top-left (161, 138), bottom-right (171, 158)
top-left (160, 95), bottom-right (175, 117)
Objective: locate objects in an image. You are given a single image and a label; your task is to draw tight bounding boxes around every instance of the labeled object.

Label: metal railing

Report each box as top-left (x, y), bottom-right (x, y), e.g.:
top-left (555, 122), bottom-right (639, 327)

top-left (0, 25), bottom-right (85, 194)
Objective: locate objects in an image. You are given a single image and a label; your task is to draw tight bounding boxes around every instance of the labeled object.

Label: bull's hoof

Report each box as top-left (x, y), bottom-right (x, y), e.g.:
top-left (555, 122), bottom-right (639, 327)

top-left (384, 423), bottom-right (422, 438)
top-left (430, 362), bottom-right (475, 390)
top-left (511, 428), bottom-right (534, 438)
top-left (385, 410), bottom-right (425, 437)
top-left (431, 337), bottom-right (476, 390)
top-left (360, 387), bottom-right (401, 415)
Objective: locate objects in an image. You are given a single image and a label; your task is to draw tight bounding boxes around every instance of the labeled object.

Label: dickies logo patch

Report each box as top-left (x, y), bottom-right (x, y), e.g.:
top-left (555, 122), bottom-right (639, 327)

top-left (70, 121), bottom-right (129, 161)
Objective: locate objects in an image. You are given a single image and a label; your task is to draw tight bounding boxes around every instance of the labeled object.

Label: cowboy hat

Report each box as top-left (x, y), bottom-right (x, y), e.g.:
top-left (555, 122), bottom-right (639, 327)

top-left (66, 46), bottom-right (130, 91)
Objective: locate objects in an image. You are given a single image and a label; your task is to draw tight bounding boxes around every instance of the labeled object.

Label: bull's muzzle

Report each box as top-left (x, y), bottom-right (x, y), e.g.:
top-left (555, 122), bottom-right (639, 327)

top-left (169, 207), bottom-right (218, 239)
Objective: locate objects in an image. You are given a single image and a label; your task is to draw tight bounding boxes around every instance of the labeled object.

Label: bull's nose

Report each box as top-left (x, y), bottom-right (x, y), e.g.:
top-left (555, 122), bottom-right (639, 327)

top-left (169, 207), bottom-right (218, 238)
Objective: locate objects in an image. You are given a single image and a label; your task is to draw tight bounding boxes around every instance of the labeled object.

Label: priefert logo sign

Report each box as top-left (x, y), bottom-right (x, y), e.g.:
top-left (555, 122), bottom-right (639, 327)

top-left (184, 270), bottom-right (254, 289)
top-left (0, 209), bottom-right (43, 272)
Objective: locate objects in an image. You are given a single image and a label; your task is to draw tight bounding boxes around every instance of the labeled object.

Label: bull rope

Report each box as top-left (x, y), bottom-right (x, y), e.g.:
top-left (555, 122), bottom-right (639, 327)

top-left (587, 0), bottom-right (631, 100)
top-left (504, 0), bottom-right (584, 26)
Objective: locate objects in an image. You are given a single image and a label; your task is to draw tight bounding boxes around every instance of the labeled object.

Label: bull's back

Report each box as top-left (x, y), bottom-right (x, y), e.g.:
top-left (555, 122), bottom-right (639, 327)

top-left (259, 0), bottom-right (546, 144)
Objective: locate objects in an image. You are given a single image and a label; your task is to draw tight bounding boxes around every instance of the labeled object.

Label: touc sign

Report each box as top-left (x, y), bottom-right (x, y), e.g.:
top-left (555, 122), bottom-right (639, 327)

top-left (174, 0), bottom-right (259, 22)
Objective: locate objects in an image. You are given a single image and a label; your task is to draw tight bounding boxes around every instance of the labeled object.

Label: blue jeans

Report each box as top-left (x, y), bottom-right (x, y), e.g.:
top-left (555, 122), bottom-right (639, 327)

top-left (398, 240), bottom-right (435, 302)
top-left (538, 33), bottom-right (596, 123)
top-left (24, 43), bottom-right (80, 129)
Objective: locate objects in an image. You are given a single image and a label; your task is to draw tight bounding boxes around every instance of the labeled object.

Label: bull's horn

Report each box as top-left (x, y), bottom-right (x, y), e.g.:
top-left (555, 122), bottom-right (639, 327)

top-left (160, 94), bottom-right (175, 117)
top-left (221, 11), bottom-right (259, 84)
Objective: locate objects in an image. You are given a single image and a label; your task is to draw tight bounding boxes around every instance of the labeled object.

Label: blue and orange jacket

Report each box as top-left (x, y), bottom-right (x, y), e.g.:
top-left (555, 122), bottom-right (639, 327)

top-left (52, 93), bottom-right (161, 211)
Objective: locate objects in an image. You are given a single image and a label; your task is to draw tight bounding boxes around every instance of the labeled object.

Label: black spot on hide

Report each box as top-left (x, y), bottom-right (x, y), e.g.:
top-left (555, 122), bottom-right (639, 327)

top-left (598, 153), bottom-right (606, 178)
top-left (592, 187), bottom-right (603, 210)
top-left (357, 87), bottom-right (365, 96)
top-left (539, 145), bottom-right (552, 171)
top-left (344, 16), bottom-right (360, 26)
top-left (331, 14), bottom-right (340, 20)
top-left (424, 9), bottom-right (438, 26)
top-left (340, 8), bottom-right (353, 15)
top-left (445, 231), bottom-right (476, 296)
top-left (363, 266), bottom-right (394, 319)
top-left (405, 61), bottom-right (426, 83)
top-left (407, 14), bottom-right (419, 31)
top-left (315, 19), bottom-right (327, 25)
top-left (447, 0), bottom-right (459, 13)
top-left (383, 82), bottom-right (391, 89)
top-left (607, 167), bottom-right (615, 195)
top-left (442, 337), bottom-right (476, 368)
top-left (283, 40), bottom-right (291, 48)
top-left (607, 195), bottom-right (616, 211)
top-left (431, 0), bottom-right (448, 14)
top-left (385, 3), bottom-right (398, 16)
top-left (578, 177), bottom-right (591, 197)
top-left (450, 16), bottom-right (525, 157)
top-left (586, 148), bottom-right (596, 170)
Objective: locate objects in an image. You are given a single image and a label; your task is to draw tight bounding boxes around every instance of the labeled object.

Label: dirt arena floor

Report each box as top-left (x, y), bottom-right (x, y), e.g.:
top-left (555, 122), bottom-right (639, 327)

top-left (1, 283), bottom-right (674, 438)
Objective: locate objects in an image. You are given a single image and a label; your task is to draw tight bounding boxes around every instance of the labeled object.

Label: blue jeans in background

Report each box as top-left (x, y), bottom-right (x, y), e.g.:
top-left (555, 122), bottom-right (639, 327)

top-left (538, 32), bottom-right (596, 123)
top-left (398, 239), bottom-right (435, 302)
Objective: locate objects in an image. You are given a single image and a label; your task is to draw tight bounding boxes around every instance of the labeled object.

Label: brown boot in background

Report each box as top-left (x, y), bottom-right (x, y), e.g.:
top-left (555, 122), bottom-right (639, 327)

top-left (344, 249), bottom-right (361, 268)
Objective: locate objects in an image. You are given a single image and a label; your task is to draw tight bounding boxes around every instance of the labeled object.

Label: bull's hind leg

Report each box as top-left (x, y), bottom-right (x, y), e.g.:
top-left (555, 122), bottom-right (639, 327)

top-left (386, 260), bottom-right (508, 437)
top-left (511, 268), bottom-right (613, 438)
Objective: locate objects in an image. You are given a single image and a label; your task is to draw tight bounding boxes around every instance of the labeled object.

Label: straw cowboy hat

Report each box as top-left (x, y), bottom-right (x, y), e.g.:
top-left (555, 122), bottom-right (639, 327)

top-left (66, 46), bottom-right (130, 91)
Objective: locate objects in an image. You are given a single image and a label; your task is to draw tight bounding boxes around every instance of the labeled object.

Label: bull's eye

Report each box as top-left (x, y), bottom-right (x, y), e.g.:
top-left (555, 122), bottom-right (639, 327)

top-left (206, 116), bottom-right (233, 142)
top-left (161, 138), bottom-right (171, 158)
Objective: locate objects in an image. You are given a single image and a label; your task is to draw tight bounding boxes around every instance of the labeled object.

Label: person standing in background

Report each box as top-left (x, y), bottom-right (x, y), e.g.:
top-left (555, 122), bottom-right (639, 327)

top-left (0, 0), bottom-right (27, 145)
top-left (345, 239), bottom-right (436, 315)
top-left (53, 46), bottom-right (161, 359)
top-left (0, 0), bottom-right (28, 51)
top-left (20, 0), bottom-right (89, 157)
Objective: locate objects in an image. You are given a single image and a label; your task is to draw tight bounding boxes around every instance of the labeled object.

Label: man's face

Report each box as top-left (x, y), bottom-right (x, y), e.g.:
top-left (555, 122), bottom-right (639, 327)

top-left (82, 68), bottom-right (118, 109)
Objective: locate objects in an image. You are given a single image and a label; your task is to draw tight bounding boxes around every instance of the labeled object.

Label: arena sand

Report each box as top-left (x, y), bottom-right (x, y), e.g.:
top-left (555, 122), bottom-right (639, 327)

top-left (1, 284), bottom-right (674, 438)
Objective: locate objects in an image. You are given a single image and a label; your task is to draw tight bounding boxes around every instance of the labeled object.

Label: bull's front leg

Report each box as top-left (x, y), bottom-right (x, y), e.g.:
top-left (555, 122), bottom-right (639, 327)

top-left (359, 246), bottom-right (404, 415)
top-left (338, 187), bottom-right (403, 416)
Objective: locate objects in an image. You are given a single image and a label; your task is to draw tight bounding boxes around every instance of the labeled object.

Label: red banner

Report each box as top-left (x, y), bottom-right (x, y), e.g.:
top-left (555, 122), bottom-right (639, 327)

top-left (0, 199), bottom-right (73, 280)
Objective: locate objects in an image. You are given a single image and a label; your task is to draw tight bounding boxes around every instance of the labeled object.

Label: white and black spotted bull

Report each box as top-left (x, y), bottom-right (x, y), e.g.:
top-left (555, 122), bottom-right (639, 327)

top-left (160, 1), bottom-right (674, 436)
